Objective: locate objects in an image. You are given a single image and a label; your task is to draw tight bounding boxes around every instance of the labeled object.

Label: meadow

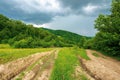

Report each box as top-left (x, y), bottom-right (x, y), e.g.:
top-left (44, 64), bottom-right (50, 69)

top-left (0, 44), bottom-right (53, 64)
top-left (0, 44), bottom-right (91, 80)
top-left (50, 48), bottom-right (89, 80)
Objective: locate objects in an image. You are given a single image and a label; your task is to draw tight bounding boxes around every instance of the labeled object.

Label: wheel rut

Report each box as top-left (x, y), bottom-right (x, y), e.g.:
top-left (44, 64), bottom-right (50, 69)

top-left (0, 49), bottom-right (59, 80)
top-left (80, 50), bottom-right (120, 80)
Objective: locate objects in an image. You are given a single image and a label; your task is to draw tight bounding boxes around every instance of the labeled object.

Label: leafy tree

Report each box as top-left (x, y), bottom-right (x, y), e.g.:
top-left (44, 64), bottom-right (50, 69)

top-left (93, 0), bottom-right (120, 56)
top-left (13, 39), bottom-right (28, 48)
top-left (0, 14), bottom-right (9, 31)
top-left (78, 37), bottom-right (86, 48)
top-left (0, 14), bottom-right (89, 48)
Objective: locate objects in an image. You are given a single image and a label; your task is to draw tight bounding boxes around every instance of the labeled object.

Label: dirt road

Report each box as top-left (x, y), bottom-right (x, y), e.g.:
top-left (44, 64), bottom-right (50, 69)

top-left (81, 50), bottom-right (120, 80)
top-left (0, 49), bottom-right (59, 80)
top-left (0, 49), bottom-right (120, 80)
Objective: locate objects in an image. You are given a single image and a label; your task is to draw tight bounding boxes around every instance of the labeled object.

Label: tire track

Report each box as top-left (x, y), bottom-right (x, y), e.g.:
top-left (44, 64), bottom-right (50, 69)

top-left (12, 49), bottom-right (59, 80)
top-left (0, 50), bottom-right (55, 80)
top-left (80, 50), bottom-right (120, 80)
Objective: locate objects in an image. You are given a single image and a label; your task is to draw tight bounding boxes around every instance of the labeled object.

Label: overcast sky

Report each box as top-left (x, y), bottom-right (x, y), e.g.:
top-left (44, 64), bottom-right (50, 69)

top-left (0, 0), bottom-right (111, 36)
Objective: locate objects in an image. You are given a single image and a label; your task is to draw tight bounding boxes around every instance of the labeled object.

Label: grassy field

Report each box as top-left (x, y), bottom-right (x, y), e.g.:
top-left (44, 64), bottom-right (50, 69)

top-left (50, 48), bottom-right (78, 80)
top-left (50, 48), bottom-right (89, 80)
top-left (0, 45), bottom-right (91, 80)
top-left (0, 44), bottom-right (11, 49)
top-left (0, 48), bottom-right (53, 64)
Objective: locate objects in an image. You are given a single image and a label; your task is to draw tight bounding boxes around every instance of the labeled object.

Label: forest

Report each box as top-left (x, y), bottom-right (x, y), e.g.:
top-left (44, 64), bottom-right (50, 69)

top-left (85, 0), bottom-right (120, 57)
top-left (0, 14), bottom-right (89, 48)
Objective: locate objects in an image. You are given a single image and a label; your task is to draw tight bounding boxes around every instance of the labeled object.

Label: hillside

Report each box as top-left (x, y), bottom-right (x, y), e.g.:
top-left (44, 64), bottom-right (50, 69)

top-left (43, 28), bottom-right (91, 47)
top-left (0, 14), bottom-right (89, 48)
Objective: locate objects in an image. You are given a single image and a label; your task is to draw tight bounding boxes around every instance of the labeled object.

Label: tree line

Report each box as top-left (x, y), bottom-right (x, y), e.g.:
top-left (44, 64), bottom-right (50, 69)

top-left (0, 14), bottom-right (88, 48)
top-left (84, 0), bottom-right (120, 57)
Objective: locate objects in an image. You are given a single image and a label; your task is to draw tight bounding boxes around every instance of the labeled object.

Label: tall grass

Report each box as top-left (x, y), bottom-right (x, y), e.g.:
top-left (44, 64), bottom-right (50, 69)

top-left (50, 48), bottom-right (90, 80)
top-left (76, 48), bottom-right (90, 60)
top-left (0, 44), bottom-right (11, 49)
top-left (50, 48), bottom-right (78, 80)
top-left (92, 52), bottom-right (100, 57)
top-left (0, 48), bottom-right (53, 64)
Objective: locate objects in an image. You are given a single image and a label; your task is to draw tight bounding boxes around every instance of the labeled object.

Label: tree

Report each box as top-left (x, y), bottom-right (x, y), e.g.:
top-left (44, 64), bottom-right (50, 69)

top-left (78, 37), bottom-right (86, 48)
top-left (0, 14), bottom-right (9, 31)
top-left (93, 0), bottom-right (120, 56)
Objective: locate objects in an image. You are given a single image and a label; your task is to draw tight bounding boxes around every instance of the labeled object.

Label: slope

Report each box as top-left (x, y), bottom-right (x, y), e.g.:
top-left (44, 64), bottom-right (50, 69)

top-left (43, 28), bottom-right (91, 47)
top-left (0, 14), bottom-right (90, 48)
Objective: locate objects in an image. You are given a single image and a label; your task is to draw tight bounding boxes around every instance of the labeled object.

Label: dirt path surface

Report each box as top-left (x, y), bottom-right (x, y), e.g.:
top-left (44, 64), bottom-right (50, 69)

top-left (81, 50), bottom-right (120, 80)
top-left (74, 64), bottom-right (95, 80)
top-left (33, 50), bottom-right (59, 80)
top-left (0, 49), bottom-right (59, 80)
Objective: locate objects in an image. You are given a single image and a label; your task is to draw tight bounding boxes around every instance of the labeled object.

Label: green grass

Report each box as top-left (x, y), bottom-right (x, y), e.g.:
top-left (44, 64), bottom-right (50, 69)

top-left (50, 48), bottom-right (89, 80)
top-left (80, 74), bottom-right (88, 80)
top-left (50, 48), bottom-right (78, 80)
top-left (92, 52), bottom-right (100, 57)
top-left (76, 49), bottom-right (90, 60)
top-left (0, 48), bottom-right (53, 64)
top-left (99, 51), bottom-right (120, 61)
top-left (0, 44), bottom-right (11, 49)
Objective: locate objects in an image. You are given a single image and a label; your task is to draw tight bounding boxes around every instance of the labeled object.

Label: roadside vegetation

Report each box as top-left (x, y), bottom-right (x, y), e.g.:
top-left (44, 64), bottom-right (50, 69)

top-left (0, 48), bottom-right (53, 64)
top-left (76, 49), bottom-right (90, 60)
top-left (0, 14), bottom-right (90, 48)
top-left (92, 52), bottom-right (100, 57)
top-left (50, 48), bottom-right (89, 80)
top-left (0, 44), bottom-right (11, 49)
top-left (84, 0), bottom-right (120, 59)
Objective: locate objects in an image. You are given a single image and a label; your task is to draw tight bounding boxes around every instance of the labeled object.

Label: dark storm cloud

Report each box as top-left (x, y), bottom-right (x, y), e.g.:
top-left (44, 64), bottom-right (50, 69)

top-left (0, 0), bottom-right (112, 36)
top-left (59, 0), bottom-right (100, 9)
top-left (0, 0), bottom-right (55, 24)
top-left (0, 0), bottom-right (111, 24)
top-left (59, 0), bottom-right (111, 15)
top-left (22, 13), bottom-right (54, 24)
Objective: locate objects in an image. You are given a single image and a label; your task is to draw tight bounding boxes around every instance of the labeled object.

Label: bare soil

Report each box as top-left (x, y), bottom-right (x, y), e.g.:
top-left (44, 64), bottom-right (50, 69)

top-left (34, 50), bottom-right (59, 80)
top-left (74, 65), bottom-right (95, 80)
top-left (81, 50), bottom-right (120, 80)
top-left (0, 50), bottom-right (58, 80)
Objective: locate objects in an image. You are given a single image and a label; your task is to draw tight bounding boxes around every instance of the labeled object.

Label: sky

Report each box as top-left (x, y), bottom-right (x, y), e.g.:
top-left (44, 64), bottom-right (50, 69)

top-left (0, 0), bottom-right (112, 36)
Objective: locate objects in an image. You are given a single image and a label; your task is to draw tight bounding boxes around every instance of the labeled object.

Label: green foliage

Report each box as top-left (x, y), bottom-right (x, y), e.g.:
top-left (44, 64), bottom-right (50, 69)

top-left (76, 49), bottom-right (90, 60)
top-left (0, 14), bottom-right (76, 48)
top-left (0, 44), bottom-right (11, 49)
top-left (92, 53), bottom-right (100, 57)
top-left (0, 14), bottom-right (90, 48)
top-left (80, 74), bottom-right (88, 80)
top-left (43, 28), bottom-right (91, 47)
top-left (50, 48), bottom-right (89, 80)
top-left (90, 0), bottom-right (120, 56)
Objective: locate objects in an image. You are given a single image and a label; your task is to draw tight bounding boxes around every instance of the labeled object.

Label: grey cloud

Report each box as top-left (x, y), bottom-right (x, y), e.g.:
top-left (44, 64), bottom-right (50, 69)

top-left (46, 14), bottom-right (97, 36)
top-left (0, 0), bottom-right (55, 24)
top-left (23, 13), bottom-right (54, 24)
top-left (59, 0), bottom-right (98, 9)
top-left (59, 0), bottom-right (111, 16)
top-left (59, 0), bottom-right (111, 9)
top-left (0, 0), bottom-right (112, 24)
top-left (0, 0), bottom-right (112, 36)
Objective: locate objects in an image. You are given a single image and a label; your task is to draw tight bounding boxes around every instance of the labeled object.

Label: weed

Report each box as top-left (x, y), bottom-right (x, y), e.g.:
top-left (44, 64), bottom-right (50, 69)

top-left (76, 49), bottom-right (90, 60)
top-left (50, 48), bottom-right (78, 80)
top-left (0, 48), bottom-right (53, 64)
top-left (50, 48), bottom-right (88, 80)
top-left (92, 53), bottom-right (100, 57)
